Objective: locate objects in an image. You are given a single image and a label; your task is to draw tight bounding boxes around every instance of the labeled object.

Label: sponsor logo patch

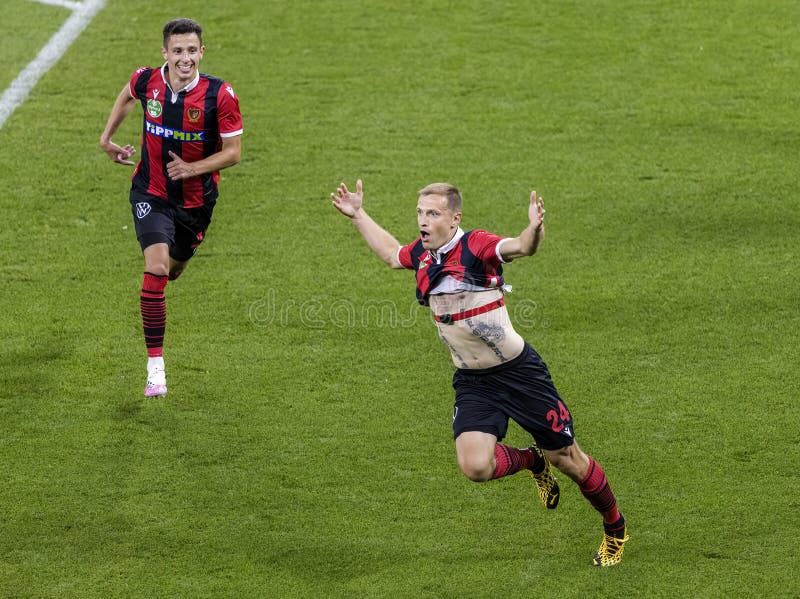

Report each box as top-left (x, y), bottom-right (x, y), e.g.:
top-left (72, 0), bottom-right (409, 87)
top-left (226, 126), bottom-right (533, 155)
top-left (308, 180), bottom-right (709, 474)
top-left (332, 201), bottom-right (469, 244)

top-left (146, 120), bottom-right (204, 141)
top-left (135, 202), bottom-right (151, 219)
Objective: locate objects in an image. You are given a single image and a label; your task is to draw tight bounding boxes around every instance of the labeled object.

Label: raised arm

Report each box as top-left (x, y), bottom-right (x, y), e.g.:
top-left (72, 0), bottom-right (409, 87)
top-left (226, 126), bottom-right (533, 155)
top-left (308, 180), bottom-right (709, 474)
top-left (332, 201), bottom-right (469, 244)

top-left (331, 180), bottom-right (403, 269)
top-left (99, 83), bottom-right (138, 166)
top-left (499, 191), bottom-right (546, 260)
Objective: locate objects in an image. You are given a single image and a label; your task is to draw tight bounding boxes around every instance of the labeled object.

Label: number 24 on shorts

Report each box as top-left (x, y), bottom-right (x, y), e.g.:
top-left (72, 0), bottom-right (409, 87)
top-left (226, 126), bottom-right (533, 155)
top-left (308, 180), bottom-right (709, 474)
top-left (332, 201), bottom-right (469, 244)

top-left (546, 400), bottom-right (571, 433)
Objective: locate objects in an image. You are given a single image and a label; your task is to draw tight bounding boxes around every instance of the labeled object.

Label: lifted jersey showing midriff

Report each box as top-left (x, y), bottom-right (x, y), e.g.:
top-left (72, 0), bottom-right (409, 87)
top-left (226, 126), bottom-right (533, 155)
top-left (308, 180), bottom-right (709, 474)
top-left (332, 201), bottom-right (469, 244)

top-left (429, 288), bottom-right (525, 369)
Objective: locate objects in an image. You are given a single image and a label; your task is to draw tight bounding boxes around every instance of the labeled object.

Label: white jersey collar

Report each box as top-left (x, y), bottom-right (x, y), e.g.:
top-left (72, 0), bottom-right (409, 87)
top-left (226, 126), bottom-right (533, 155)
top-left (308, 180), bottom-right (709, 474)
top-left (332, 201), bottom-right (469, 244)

top-left (161, 63), bottom-right (200, 103)
top-left (432, 227), bottom-right (465, 263)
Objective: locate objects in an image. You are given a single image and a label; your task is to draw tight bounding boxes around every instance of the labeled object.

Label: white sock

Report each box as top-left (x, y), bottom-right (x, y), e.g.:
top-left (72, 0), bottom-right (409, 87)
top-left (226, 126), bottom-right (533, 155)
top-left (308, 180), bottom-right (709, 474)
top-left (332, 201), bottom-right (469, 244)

top-left (147, 356), bottom-right (165, 372)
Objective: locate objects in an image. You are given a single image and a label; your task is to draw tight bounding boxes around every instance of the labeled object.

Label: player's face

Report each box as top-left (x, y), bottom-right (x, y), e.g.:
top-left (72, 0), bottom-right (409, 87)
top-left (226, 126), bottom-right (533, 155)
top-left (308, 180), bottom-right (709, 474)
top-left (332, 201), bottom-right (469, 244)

top-left (417, 194), bottom-right (461, 250)
top-left (162, 33), bottom-right (204, 88)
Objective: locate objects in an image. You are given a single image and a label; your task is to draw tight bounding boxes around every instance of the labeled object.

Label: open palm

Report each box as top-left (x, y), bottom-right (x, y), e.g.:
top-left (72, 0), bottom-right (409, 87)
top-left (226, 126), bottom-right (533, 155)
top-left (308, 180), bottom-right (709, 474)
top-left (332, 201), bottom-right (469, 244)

top-left (331, 179), bottom-right (363, 217)
top-left (529, 191), bottom-right (545, 230)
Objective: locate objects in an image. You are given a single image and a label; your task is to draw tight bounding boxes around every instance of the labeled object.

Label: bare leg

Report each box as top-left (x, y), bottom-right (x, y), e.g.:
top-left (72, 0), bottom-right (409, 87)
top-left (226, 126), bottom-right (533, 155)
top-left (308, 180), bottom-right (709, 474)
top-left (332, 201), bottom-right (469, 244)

top-left (455, 431), bottom-right (497, 482)
top-left (168, 256), bottom-right (190, 280)
top-left (542, 441), bottom-right (591, 482)
top-left (143, 243), bottom-right (170, 275)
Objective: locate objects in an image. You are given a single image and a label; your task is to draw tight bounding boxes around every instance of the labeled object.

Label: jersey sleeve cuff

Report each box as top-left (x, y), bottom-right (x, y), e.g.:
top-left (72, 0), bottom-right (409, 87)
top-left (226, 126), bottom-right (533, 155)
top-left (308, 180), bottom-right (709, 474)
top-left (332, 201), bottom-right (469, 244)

top-left (220, 129), bottom-right (243, 138)
top-left (495, 237), bottom-right (513, 263)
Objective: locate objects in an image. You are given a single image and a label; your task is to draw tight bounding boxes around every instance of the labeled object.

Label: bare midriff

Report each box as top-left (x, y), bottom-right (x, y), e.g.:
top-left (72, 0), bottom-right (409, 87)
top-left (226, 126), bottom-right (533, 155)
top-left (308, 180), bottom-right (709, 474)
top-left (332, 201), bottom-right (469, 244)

top-left (429, 288), bottom-right (525, 369)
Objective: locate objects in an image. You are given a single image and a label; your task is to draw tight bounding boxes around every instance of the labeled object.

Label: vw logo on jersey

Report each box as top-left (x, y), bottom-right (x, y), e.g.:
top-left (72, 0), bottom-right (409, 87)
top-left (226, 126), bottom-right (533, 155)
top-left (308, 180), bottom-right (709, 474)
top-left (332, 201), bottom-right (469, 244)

top-left (135, 202), bottom-right (152, 219)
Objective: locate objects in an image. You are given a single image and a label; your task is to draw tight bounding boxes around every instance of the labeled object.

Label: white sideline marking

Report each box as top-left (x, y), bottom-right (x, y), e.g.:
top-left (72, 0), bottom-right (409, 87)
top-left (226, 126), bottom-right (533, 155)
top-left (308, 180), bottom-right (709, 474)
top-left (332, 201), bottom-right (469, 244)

top-left (34, 0), bottom-right (83, 10)
top-left (0, 0), bottom-right (106, 129)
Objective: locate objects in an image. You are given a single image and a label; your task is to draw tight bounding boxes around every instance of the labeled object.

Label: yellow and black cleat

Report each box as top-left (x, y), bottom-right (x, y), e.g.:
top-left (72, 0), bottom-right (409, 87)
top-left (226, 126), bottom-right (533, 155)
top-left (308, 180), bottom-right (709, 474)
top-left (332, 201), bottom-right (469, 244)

top-left (592, 529), bottom-right (630, 567)
top-left (528, 446), bottom-right (560, 509)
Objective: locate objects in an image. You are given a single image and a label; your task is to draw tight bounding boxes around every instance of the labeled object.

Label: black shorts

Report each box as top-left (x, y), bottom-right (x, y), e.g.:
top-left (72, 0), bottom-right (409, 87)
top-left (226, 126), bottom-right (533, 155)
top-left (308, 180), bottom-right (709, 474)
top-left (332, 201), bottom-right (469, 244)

top-left (452, 343), bottom-right (575, 450)
top-left (130, 189), bottom-right (214, 262)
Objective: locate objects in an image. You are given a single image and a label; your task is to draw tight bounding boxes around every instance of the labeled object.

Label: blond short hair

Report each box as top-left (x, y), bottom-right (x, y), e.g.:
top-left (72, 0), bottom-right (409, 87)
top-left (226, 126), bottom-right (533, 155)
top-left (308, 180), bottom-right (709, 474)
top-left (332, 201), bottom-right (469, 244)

top-left (418, 183), bottom-right (462, 213)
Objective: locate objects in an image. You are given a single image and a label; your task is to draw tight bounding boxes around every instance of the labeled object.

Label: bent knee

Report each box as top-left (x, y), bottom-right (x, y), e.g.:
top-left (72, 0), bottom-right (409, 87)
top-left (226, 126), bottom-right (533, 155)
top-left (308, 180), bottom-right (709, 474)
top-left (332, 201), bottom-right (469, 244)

top-left (546, 445), bottom-right (573, 465)
top-left (544, 444), bottom-right (589, 480)
top-left (145, 264), bottom-right (170, 277)
top-left (458, 458), bottom-right (494, 482)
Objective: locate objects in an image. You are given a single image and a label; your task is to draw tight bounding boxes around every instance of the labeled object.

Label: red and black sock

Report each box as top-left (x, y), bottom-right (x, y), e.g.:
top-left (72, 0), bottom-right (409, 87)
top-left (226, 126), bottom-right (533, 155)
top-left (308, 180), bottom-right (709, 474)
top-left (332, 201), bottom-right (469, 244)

top-left (579, 456), bottom-right (625, 536)
top-left (603, 514), bottom-right (627, 538)
top-left (141, 272), bottom-right (168, 358)
top-left (491, 444), bottom-right (542, 479)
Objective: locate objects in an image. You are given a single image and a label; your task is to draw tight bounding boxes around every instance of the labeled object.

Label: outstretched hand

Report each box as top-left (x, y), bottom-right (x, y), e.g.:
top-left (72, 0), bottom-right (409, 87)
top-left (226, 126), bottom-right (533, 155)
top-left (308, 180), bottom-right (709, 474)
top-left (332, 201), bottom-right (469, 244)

top-left (101, 141), bottom-right (136, 166)
top-left (330, 179), bottom-right (363, 217)
top-left (529, 191), bottom-right (545, 231)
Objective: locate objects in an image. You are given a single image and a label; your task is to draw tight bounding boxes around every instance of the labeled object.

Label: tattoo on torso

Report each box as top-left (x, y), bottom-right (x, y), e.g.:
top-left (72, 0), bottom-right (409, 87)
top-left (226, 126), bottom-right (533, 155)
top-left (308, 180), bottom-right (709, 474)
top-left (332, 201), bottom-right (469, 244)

top-left (438, 329), bottom-right (469, 368)
top-left (467, 319), bottom-right (507, 361)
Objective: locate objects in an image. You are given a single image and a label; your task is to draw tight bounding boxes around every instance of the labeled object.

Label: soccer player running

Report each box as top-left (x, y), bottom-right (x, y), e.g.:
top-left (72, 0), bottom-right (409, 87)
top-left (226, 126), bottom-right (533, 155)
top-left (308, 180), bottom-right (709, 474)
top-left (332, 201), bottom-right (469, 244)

top-left (331, 180), bottom-right (629, 566)
top-left (100, 18), bottom-right (243, 397)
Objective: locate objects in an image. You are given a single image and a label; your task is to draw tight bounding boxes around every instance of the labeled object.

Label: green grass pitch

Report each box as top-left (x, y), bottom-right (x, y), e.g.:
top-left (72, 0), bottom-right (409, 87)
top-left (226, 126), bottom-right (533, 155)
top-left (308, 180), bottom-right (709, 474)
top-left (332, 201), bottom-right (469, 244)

top-left (1, 0), bottom-right (799, 596)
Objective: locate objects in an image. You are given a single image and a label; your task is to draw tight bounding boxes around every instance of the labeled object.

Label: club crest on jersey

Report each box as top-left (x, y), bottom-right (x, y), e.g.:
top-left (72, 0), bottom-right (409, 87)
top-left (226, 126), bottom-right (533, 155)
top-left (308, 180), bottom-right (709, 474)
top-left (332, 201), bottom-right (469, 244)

top-left (135, 202), bottom-right (151, 219)
top-left (146, 90), bottom-right (162, 117)
top-left (147, 99), bottom-right (162, 118)
top-left (187, 108), bottom-right (201, 122)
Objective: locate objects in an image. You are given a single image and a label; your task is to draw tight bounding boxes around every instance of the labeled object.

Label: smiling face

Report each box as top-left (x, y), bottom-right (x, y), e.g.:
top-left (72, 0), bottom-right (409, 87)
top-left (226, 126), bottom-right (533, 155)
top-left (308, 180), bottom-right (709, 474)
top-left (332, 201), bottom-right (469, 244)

top-left (162, 32), bottom-right (204, 91)
top-left (417, 194), bottom-right (461, 250)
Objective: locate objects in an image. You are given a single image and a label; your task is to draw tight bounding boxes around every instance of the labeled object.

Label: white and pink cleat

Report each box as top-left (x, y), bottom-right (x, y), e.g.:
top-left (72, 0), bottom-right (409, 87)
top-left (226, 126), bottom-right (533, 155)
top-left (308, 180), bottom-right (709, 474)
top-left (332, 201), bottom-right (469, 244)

top-left (144, 366), bottom-right (167, 397)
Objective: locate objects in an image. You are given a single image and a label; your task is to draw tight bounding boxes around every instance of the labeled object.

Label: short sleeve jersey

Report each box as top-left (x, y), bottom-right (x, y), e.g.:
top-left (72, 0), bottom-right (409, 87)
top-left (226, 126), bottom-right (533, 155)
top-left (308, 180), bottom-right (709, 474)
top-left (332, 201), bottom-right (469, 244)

top-left (128, 65), bottom-right (243, 208)
top-left (398, 229), bottom-right (507, 305)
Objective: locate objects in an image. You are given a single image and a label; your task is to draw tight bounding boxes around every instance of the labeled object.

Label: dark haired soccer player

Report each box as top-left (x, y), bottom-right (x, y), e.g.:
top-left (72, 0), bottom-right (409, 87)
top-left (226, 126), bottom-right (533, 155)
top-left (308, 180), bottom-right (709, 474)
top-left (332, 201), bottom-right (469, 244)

top-left (100, 18), bottom-right (242, 397)
top-left (331, 180), bottom-right (629, 566)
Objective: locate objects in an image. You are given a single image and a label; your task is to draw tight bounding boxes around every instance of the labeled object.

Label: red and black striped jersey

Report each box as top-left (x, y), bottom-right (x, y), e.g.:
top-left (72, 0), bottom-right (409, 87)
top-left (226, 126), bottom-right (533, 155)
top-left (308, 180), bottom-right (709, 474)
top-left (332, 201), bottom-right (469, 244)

top-left (398, 229), bottom-right (507, 305)
top-left (128, 65), bottom-right (243, 208)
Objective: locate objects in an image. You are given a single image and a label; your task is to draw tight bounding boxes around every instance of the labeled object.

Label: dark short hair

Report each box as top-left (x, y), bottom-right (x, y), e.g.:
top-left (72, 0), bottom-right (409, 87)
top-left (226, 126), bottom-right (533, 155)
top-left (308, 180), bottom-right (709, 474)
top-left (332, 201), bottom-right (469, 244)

top-left (163, 18), bottom-right (203, 47)
top-left (418, 182), bottom-right (462, 213)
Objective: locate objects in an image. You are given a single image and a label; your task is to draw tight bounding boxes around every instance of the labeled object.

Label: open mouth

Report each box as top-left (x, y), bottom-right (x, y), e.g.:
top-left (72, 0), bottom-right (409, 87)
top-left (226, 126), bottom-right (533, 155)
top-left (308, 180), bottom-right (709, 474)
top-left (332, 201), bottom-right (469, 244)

top-left (420, 230), bottom-right (430, 242)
